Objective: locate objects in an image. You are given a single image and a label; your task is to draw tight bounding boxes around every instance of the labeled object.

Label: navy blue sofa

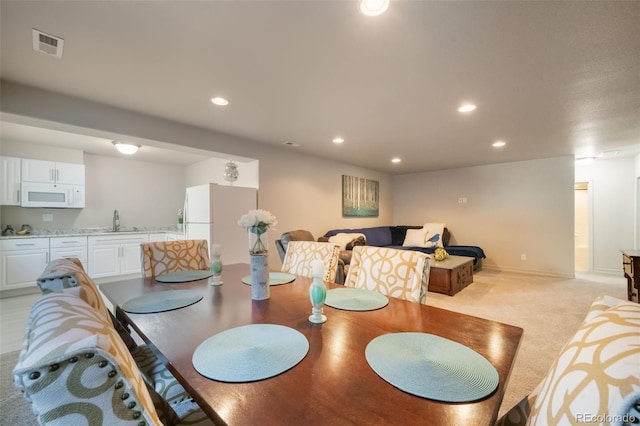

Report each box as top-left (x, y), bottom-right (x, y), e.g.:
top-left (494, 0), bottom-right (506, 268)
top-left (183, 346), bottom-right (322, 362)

top-left (321, 225), bottom-right (485, 271)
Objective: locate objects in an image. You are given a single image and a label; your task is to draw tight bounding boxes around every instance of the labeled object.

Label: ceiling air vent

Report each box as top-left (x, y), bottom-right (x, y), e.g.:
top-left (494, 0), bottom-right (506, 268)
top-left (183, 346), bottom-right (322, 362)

top-left (32, 29), bottom-right (64, 58)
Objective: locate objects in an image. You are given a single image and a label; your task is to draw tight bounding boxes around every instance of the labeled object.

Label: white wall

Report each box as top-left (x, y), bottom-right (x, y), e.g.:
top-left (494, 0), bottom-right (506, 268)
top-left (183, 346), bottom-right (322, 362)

top-left (1, 139), bottom-right (84, 163)
top-left (635, 154), bottom-right (640, 249)
top-left (181, 144), bottom-right (393, 269)
top-left (185, 157), bottom-right (259, 189)
top-left (0, 81), bottom-right (392, 269)
top-left (636, 154), bottom-right (640, 248)
top-left (393, 157), bottom-right (576, 277)
top-left (576, 157), bottom-right (636, 273)
top-left (1, 140), bottom-right (185, 230)
top-left (4, 81), bottom-right (628, 275)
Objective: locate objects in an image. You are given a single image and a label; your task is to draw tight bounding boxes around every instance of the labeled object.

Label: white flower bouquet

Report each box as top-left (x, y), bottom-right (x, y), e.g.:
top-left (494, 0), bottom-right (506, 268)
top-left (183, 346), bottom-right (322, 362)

top-left (238, 209), bottom-right (278, 254)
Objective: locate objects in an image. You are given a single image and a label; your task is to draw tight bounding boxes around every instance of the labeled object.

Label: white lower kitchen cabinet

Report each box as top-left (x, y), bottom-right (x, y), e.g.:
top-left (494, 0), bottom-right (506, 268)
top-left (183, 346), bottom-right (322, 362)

top-left (88, 234), bottom-right (149, 278)
top-left (0, 238), bottom-right (50, 291)
top-left (149, 232), bottom-right (185, 242)
top-left (166, 232), bottom-right (185, 241)
top-left (50, 236), bottom-right (88, 267)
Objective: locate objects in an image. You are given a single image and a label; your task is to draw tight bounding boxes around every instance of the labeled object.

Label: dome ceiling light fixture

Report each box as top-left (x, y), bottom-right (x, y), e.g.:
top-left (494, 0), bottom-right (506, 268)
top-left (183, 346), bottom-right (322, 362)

top-left (112, 141), bottom-right (141, 155)
top-left (359, 0), bottom-right (390, 16)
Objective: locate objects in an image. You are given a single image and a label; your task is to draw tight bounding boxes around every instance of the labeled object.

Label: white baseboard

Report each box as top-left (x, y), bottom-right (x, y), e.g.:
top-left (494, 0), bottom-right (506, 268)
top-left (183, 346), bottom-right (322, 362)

top-left (482, 265), bottom-right (575, 279)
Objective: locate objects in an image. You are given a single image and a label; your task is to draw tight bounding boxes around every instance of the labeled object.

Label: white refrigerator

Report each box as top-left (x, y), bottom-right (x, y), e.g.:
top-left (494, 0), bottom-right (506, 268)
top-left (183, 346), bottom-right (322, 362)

top-left (184, 183), bottom-right (257, 265)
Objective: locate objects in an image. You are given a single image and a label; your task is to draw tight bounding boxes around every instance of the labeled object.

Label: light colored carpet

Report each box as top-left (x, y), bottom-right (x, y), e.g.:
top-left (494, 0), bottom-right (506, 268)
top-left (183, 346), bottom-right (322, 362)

top-left (0, 349), bottom-right (37, 426)
top-left (426, 269), bottom-right (627, 419)
top-left (0, 270), bottom-right (627, 424)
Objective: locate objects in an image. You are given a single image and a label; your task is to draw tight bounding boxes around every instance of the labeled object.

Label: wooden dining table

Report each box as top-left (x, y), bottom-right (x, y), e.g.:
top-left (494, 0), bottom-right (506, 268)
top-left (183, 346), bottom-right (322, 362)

top-left (100, 263), bottom-right (523, 426)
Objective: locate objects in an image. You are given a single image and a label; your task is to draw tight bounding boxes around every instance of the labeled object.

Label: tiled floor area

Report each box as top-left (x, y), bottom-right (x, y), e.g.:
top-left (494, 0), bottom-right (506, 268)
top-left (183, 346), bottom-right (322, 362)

top-left (0, 292), bottom-right (40, 354)
top-left (0, 278), bottom-right (119, 355)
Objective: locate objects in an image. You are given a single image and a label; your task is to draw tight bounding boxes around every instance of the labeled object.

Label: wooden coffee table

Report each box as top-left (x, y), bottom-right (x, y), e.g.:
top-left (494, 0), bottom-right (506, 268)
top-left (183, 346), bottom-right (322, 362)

top-left (429, 255), bottom-right (474, 296)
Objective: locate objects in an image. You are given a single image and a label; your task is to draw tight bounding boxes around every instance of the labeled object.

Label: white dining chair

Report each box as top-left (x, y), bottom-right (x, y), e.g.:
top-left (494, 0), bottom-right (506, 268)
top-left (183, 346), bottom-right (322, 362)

top-left (141, 240), bottom-right (211, 278)
top-left (344, 245), bottom-right (431, 304)
top-left (281, 241), bottom-right (341, 282)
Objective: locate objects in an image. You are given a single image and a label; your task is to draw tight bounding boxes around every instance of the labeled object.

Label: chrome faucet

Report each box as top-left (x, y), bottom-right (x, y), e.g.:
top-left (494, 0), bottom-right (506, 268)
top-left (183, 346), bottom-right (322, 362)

top-left (113, 209), bottom-right (120, 232)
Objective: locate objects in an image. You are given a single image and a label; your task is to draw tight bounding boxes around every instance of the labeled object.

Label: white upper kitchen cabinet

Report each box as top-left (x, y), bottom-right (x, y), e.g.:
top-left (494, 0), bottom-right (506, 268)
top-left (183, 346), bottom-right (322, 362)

top-left (0, 156), bottom-right (21, 205)
top-left (21, 158), bottom-right (85, 185)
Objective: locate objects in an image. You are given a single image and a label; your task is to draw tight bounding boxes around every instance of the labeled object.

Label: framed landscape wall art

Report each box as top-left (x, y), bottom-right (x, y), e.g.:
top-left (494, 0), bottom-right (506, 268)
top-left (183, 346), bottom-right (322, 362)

top-left (342, 175), bottom-right (379, 217)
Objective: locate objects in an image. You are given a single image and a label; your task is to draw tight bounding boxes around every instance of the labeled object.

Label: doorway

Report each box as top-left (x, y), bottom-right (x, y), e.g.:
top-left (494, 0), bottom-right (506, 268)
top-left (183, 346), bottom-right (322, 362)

top-left (636, 177), bottom-right (640, 248)
top-left (574, 182), bottom-right (590, 271)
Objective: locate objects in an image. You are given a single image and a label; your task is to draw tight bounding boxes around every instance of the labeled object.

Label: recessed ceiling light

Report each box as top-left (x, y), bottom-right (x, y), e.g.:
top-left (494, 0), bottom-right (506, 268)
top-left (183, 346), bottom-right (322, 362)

top-left (458, 103), bottom-right (477, 113)
top-left (211, 97), bottom-right (229, 106)
top-left (333, 137), bottom-right (345, 144)
top-left (359, 0), bottom-right (390, 16)
top-left (492, 140), bottom-right (506, 148)
top-left (391, 158), bottom-right (402, 163)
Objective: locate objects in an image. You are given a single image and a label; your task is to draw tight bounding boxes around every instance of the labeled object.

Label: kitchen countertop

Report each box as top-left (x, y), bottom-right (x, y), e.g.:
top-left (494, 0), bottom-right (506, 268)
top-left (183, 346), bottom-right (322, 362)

top-left (0, 226), bottom-right (183, 239)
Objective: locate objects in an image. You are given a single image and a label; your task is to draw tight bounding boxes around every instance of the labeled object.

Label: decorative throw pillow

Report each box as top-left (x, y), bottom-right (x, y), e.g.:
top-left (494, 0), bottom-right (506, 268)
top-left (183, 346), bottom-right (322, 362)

top-left (402, 228), bottom-right (427, 247)
top-left (527, 303), bottom-right (640, 425)
top-left (422, 223), bottom-right (446, 248)
top-left (329, 233), bottom-right (366, 250)
top-left (345, 236), bottom-right (366, 250)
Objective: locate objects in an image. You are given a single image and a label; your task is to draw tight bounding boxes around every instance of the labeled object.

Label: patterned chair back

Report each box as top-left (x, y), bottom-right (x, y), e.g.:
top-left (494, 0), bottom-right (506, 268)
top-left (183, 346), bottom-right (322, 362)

top-left (281, 241), bottom-right (341, 282)
top-left (30, 259), bottom-right (211, 425)
top-left (13, 292), bottom-right (171, 425)
top-left (37, 257), bottom-right (112, 321)
top-left (344, 246), bottom-right (431, 304)
top-left (141, 240), bottom-right (211, 278)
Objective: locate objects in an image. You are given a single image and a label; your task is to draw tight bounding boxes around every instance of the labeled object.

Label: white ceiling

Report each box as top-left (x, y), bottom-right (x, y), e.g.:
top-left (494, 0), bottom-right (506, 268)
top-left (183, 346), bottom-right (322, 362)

top-left (1, 1), bottom-right (639, 174)
top-left (0, 120), bottom-right (222, 166)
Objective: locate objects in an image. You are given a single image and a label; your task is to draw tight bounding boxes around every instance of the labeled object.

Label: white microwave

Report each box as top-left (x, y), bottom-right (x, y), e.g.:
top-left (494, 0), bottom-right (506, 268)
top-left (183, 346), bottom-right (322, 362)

top-left (20, 182), bottom-right (85, 209)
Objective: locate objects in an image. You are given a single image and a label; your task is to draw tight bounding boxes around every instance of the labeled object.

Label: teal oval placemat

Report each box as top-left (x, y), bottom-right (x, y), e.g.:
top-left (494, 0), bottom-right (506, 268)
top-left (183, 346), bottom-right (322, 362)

top-left (365, 333), bottom-right (499, 402)
top-left (155, 270), bottom-right (213, 283)
top-left (122, 290), bottom-right (203, 314)
top-left (325, 288), bottom-right (389, 311)
top-left (192, 324), bottom-right (309, 382)
top-left (241, 272), bottom-right (296, 286)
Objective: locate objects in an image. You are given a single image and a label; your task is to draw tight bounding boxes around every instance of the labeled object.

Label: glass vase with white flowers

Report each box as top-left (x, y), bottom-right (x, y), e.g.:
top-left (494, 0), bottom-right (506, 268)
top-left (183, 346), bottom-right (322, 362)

top-left (238, 209), bottom-right (278, 255)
